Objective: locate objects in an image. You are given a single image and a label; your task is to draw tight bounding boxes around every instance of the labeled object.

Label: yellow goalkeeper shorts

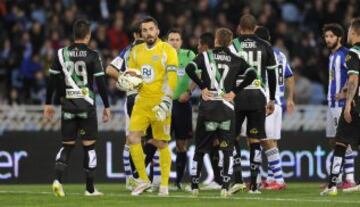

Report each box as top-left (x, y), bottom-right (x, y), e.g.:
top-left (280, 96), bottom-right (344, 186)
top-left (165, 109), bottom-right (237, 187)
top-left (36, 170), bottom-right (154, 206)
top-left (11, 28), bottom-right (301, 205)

top-left (129, 97), bottom-right (171, 141)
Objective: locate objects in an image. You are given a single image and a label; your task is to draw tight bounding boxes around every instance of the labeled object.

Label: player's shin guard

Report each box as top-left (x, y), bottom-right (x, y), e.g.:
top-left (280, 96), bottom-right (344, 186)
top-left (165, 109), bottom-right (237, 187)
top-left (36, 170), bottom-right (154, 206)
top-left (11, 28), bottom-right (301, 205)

top-left (130, 143), bottom-right (149, 182)
top-left (159, 145), bottom-right (171, 187)
top-left (328, 144), bottom-right (347, 188)
top-left (190, 152), bottom-right (204, 190)
top-left (265, 147), bottom-right (284, 184)
top-left (83, 144), bottom-right (97, 193)
top-left (249, 143), bottom-right (261, 191)
top-left (210, 146), bottom-right (222, 185)
top-left (176, 151), bottom-right (187, 185)
top-left (54, 143), bottom-right (74, 183)
top-left (221, 150), bottom-right (234, 190)
top-left (233, 140), bottom-right (244, 184)
top-left (344, 146), bottom-right (355, 183)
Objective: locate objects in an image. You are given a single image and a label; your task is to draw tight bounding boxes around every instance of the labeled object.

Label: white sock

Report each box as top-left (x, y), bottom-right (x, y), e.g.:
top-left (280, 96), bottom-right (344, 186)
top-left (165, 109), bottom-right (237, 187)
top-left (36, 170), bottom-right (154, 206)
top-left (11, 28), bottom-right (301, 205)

top-left (344, 146), bottom-right (355, 182)
top-left (153, 151), bottom-right (161, 183)
top-left (266, 164), bottom-right (275, 183)
top-left (123, 144), bottom-right (132, 180)
top-left (265, 147), bottom-right (284, 184)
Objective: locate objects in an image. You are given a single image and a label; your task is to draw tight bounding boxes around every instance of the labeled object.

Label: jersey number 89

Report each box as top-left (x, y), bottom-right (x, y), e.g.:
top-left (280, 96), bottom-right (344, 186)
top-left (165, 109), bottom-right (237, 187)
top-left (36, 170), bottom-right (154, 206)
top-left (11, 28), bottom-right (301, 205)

top-left (64, 61), bottom-right (88, 87)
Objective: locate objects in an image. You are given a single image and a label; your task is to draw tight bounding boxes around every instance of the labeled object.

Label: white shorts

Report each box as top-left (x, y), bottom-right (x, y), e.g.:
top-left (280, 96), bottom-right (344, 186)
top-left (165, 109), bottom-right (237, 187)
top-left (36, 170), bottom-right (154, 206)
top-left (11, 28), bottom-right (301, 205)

top-left (326, 107), bottom-right (342, 138)
top-left (265, 104), bottom-right (283, 140)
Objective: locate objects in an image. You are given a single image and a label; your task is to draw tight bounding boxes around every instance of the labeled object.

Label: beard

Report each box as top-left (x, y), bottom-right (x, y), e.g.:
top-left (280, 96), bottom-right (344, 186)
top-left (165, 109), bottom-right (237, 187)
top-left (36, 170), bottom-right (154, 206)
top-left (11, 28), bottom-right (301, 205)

top-left (145, 35), bottom-right (156, 46)
top-left (326, 38), bottom-right (340, 50)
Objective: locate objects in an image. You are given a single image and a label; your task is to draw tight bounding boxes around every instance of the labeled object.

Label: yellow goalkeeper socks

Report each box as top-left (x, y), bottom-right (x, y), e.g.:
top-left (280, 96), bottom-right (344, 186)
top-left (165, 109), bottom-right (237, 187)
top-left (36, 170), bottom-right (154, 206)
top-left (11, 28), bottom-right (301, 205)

top-left (159, 145), bottom-right (171, 186)
top-left (129, 143), bottom-right (149, 182)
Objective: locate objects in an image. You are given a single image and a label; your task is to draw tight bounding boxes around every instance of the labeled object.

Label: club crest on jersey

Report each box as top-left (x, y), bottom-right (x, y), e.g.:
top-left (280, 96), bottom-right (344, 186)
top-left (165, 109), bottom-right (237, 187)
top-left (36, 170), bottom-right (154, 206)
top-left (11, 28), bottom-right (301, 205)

top-left (152, 55), bottom-right (160, 61)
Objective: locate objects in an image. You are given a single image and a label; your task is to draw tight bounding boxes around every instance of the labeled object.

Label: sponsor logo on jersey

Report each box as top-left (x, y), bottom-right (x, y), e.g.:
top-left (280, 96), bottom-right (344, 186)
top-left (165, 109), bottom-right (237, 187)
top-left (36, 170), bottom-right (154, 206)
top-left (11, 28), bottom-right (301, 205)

top-left (249, 128), bottom-right (258, 135)
top-left (220, 140), bottom-right (228, 148)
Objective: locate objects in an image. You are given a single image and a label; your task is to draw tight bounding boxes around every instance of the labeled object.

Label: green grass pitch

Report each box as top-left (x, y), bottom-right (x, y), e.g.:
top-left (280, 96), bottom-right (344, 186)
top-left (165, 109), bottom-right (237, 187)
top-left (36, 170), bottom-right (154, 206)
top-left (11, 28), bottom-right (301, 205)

top-left (0, 183), bottom-right (359, 207)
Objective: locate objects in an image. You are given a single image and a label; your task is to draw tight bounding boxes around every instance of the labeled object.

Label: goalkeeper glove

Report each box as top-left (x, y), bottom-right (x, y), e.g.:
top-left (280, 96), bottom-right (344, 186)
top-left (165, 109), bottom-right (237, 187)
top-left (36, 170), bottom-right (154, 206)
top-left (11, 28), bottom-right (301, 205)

top-left (152, 96), bottom-right (172, 121)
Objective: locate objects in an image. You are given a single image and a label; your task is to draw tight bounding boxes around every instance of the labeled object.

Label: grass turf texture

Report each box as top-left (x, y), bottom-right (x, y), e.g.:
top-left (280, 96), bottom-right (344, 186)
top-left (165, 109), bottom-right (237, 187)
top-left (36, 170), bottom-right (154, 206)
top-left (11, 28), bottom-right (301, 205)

top-left (0, 183), bottom-right (359, 207)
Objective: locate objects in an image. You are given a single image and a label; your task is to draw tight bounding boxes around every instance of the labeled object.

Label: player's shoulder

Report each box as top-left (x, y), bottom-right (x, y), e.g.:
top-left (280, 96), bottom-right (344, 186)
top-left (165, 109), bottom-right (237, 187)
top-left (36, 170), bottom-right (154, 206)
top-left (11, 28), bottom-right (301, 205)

top-left (161, 41), bottom-right (176, 51)
top-left (180, 48), bottom-right (195, 57)
top-left (131, 42), bottom-right (145, 52)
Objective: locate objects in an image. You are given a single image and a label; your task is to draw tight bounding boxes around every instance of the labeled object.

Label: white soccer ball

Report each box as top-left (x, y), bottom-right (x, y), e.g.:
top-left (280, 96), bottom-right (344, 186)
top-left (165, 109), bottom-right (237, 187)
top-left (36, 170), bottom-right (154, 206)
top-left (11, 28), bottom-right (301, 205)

top-left (116, 69), bottom-right (143, 91)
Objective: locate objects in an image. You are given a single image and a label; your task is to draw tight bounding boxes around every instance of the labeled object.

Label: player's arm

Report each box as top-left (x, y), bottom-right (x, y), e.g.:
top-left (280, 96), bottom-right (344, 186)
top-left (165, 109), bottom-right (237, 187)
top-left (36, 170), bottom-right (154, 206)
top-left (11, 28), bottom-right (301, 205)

top-left (152, 45), bottom-right (178, 121)
top-left (94, 52), bottom-right (111, 122)
top-left (266, 46), bottom-right (277, 102)
top-left (185, 55), bottom-right (206, 90)
top-left (44, 57), bottom-right (62, 119)
top-left (233, 59), bottom-right (257, 93)
top-left (106, 49), bottom-right (127, 80)
top-left (344, 51), bottom-right (360, 123)
top-left (285, 63), bottom-right (295, 114)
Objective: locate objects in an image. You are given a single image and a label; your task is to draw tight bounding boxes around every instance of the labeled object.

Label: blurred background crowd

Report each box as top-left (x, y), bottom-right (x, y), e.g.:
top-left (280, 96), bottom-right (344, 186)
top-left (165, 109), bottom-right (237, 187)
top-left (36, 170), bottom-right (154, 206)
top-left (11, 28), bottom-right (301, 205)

top-left (0, 0), bottom-right (359, 105)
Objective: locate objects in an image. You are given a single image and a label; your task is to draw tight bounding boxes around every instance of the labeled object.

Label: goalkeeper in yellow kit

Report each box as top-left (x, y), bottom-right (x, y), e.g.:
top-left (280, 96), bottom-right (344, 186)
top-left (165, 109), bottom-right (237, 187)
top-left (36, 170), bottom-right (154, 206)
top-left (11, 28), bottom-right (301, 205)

top-left (126, 16), bottom-right (178, 196)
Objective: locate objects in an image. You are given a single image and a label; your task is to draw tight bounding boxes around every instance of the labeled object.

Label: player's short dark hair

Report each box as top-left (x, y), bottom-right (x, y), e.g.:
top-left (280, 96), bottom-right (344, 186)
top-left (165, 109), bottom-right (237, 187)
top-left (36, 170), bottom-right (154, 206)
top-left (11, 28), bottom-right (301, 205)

top-left (215, 28), bottom-right (233, 47)
top-left (239, 14), bottom-right (257, 31)
top-left (140, 16), bottom-right (159, 29)
top-left (166, 28), bottom-right (182, 39)
top-left (255, 26), bottom-right (270, 41)
top-left (322, 23), bottom-right (344, 38)
top-left (130, 22), bottom-right (141, 36)
top-left (73, 19), bottom-right (91, 40)
top-left (200, 32), bottom-right (214, 49)
top-left (350, 18), bottom-right (360, 35)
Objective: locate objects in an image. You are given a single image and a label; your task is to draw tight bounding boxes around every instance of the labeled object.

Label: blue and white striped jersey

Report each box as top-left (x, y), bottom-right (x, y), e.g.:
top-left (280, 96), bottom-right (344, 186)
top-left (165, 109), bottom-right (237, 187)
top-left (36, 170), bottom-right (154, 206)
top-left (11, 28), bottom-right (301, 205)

top-left (273, 48), bottom-right (293, 105)
top-left (110, 40), bottom-right (143, 72)
top-left (327, 46), bottom-right (348, 108)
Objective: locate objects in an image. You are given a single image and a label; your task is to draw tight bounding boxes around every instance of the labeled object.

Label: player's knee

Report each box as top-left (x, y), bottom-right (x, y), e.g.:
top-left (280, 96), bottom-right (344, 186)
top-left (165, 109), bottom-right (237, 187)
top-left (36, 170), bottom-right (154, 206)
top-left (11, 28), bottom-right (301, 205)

top-left (176, 140), bottom-right (187, 152)
top-left (83, 144), bottom-right (97, 171)
top-left (154, 140), bottom-right (168, 149)
top-left (82, 140), bottom-right (96, 147)
top-left (260, 139), bottom-right (275, 150)
top-left (128, 131), bottom-right (142, 145)
top-left (335, 141), bottom-right (347, 148)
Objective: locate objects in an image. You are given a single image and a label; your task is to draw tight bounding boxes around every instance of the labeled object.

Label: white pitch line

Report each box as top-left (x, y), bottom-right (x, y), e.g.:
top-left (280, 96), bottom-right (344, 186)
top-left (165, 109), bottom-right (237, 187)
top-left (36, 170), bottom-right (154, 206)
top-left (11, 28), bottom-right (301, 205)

top-left (0, 190), bottom-right (359, 205)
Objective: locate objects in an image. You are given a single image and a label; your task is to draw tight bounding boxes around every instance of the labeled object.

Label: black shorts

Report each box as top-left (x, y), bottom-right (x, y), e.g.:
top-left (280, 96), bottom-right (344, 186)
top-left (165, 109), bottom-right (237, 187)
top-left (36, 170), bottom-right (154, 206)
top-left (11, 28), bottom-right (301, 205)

top-left (61, 108), bottom-right (98, 141)
top-left (126, 94), bottom-right (153, 139)
top-left (195, 102), bottom-right (235, 153)
top-left (335, 109), bottom-right (360, 145)
top-left (171, 100), bottom-right (193, 140)
top-left (235, 108), bottom-right (266, 139)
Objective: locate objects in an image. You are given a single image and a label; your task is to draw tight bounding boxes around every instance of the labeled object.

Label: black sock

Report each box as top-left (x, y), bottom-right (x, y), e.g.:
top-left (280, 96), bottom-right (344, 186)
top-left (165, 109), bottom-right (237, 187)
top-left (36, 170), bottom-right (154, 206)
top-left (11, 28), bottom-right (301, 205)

top-left (249, 142), bottom-right (261, 191)
top-left (233, 140), bottom-right (243, 184)
top-left (83, 144), bottom-right (97, 193)
top-left (176, 151), bottom-right (187, 185)
top-left (144, 143), bottom-right (157, 166)
top-left (328, 144), bottom-right (347, 188)
top-left (210, 147), bottom-right (222, 185)
top-left (221, 150), bottom-right (233, 190)
top-left (191, 152), bottom-right (204, 190)
top-left (54, 143), bottom-right (74, 183)
top-left (129, 156), bottom-right (139, 178)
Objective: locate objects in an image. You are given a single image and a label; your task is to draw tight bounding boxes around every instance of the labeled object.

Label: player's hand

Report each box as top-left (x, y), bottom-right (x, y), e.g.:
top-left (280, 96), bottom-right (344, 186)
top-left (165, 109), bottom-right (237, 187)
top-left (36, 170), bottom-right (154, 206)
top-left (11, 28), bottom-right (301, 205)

top-left (153, 96), bottom-right (172, 121)
top-left (286, 99), bottom-right (295, 115)
top-left (178, 92), bottom-right (191, 103)
top-left (344, 103), bottom-right (352, 123)
top-left (223, 91), bottom-right (236, 102)
top-left (335, 92), bottom-right (346, 100)
top-left (102, 108), bottom-right (111, 123)
top-left (266, 100), bottom-right (275, 116)
top-left (201, 88), bottom-right (213, 101)
top-left (43, 105), bottom-right (55, 120)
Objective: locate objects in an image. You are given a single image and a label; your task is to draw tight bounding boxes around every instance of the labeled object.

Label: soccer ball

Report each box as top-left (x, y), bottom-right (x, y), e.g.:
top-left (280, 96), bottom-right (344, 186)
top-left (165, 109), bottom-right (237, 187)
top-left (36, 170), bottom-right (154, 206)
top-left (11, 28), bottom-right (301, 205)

top-left (116, 68), bottom-right (143, 91)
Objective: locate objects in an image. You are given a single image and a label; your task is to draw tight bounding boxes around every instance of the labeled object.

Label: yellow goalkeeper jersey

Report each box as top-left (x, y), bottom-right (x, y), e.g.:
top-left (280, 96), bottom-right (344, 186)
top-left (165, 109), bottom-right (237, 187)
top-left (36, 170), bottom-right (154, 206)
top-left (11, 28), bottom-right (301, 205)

top-left (128, 39), bottom-right (178, 99)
